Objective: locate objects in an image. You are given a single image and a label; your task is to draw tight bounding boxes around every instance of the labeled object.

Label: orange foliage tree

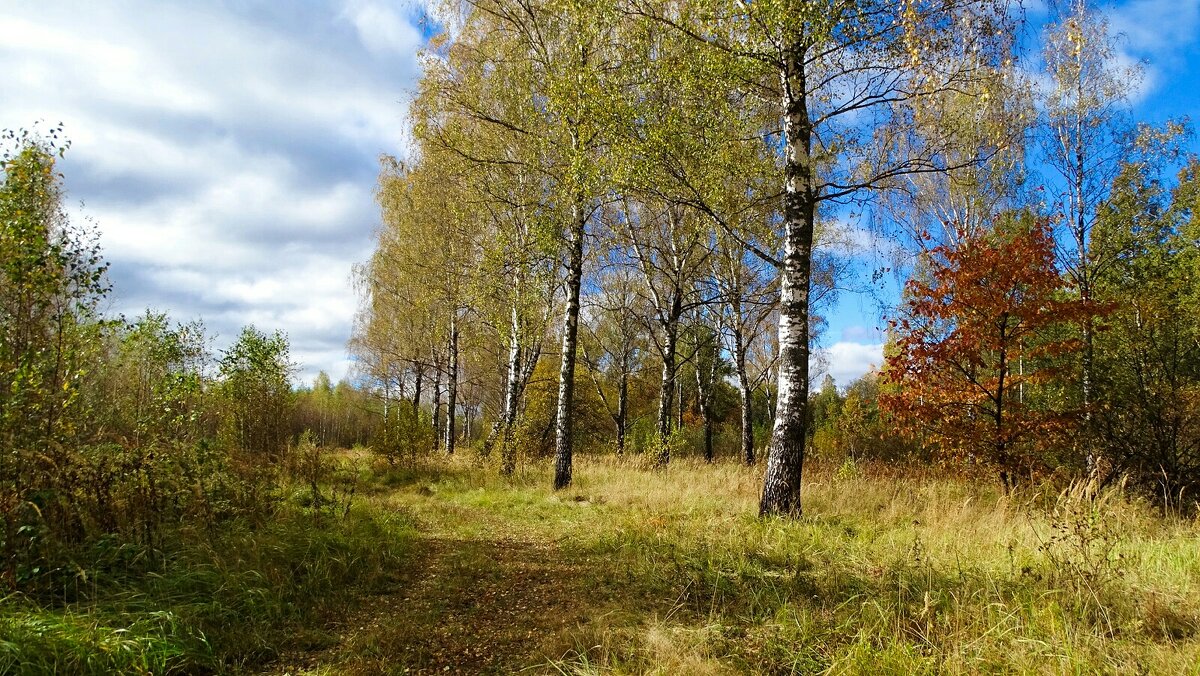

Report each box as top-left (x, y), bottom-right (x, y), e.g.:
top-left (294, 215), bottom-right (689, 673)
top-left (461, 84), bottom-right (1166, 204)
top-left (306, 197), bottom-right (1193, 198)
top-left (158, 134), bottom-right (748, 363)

top-left (882, 220), bottom-right (1087, 489)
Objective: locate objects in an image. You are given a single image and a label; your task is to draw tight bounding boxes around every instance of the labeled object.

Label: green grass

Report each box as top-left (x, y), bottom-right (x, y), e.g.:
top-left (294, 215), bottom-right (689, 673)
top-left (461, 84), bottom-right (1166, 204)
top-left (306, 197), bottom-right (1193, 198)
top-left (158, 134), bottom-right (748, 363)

top-left (380, 454), bottom-right (1200, 674)
top-left (3, 453), bottom-right (1198, 674)
top-left (0, 489), bottom-right (417, 674)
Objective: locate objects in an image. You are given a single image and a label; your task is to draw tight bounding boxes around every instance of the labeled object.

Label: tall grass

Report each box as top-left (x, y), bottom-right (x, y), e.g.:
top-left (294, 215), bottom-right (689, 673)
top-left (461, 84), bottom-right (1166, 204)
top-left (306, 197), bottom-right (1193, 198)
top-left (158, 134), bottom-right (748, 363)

top-left (572, 457), bottom-right (1198, 673)
top-left (4, 452), bottom-right (1196, 674)
top-left (0, 481), bottom-right (417, 674)
top-left (403, 454), bottom-right (1200, 674)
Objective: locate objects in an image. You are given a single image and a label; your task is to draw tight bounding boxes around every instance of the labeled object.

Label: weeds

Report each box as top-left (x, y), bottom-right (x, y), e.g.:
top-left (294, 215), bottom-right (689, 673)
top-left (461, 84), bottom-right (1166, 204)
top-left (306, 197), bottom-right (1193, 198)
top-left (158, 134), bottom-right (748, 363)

top-left (1037, 477), bottom-right (1127, 600)
top-left (0, 468), bottom-right (417, 674)
top-left (528, 456), bottom-right (1200, 674)
top-left (4, 455), bottom-right (1197, 674)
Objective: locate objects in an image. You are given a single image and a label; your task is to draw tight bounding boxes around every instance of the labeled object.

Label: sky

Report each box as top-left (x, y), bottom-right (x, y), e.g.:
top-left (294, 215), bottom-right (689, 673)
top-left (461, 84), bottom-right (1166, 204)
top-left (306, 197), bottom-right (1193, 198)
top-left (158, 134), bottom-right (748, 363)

top-left (1, 0), bottom-right (1198, 388)
top-left (0, 0), bottom-right (427, 383)
top-left (819, 0), bottom-right (1200, 387)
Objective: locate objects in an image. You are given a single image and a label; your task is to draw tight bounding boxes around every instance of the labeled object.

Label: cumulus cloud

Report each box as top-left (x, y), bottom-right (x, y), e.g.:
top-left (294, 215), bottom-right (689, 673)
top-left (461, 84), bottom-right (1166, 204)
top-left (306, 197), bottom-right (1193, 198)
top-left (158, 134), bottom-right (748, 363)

top-left (817, 342), bottom-right (884, 390)
top-left (343, 1), bottom-right (423, 56)
top-left (0, 1), bottom-right (423, 382)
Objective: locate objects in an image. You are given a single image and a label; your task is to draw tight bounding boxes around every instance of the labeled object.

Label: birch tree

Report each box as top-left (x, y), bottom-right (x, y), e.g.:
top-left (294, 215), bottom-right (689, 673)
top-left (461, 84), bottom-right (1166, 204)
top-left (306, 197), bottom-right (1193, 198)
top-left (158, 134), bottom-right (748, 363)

top-left (632, 0), bottom-right (1014, 515)
top-left (617, 198), bottom-right (712, 460)
top-left (580, 264), bottom-right (649, 454)
top-left (424, 0), bottom-right (626, 488)
top-left (1038, 0), bottom-right (1143, 442)
top-left (713, 236), bottom-right (777, 464)
top-left (357, 146), bottom-right (478, 454)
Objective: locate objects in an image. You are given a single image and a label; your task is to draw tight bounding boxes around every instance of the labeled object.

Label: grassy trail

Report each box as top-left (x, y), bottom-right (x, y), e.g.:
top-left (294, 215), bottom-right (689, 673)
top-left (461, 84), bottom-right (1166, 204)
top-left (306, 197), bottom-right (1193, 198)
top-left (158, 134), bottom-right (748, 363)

top-left (266, 469), bottom-right (650, 675)
top-left (262, 455), bottom-right (1200, 675)
top-left (271, 531), bottom-right (595, 674)
top-left (1, 454), bottom-right (1194, 673)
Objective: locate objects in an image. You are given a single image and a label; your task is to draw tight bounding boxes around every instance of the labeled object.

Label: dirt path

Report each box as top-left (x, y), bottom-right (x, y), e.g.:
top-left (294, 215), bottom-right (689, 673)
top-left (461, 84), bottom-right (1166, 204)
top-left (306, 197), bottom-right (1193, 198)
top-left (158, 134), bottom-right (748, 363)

top-left (268, 528), bottom-right (598, 674)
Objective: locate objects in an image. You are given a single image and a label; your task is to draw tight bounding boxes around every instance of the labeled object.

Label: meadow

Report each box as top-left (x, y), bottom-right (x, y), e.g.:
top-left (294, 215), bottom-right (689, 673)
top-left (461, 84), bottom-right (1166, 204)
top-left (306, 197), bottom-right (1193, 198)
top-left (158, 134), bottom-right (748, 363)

top-left (5, 452), bottom-right (1197, 674)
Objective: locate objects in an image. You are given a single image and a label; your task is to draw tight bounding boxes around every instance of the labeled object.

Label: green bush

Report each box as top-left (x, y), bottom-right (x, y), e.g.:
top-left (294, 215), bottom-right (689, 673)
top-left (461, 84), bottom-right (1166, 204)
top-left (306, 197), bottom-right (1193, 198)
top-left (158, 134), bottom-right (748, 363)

top-left (371, 406), bottom-right (433, 467)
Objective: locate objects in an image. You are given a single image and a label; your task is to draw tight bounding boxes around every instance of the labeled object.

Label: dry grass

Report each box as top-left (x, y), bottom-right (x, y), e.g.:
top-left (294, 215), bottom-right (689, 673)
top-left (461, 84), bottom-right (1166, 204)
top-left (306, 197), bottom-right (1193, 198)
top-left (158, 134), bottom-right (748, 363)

top-left (8, 452), bottom-right (1196, 674)
top-left (385, 453), bottom-right (1200, 674)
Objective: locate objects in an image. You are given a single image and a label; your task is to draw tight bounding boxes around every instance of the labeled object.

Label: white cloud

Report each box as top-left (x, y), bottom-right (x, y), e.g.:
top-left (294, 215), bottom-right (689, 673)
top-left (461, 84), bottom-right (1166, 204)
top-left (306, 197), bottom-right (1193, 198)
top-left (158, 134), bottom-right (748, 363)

top-left (817, 342), bottom-right (884, 390)
top-left (1110, 0), bottom-right (1200, 59)
top-left (343, 1), bottom-right (423, 57)
top-left (0, 1), bottom-right (424, 383)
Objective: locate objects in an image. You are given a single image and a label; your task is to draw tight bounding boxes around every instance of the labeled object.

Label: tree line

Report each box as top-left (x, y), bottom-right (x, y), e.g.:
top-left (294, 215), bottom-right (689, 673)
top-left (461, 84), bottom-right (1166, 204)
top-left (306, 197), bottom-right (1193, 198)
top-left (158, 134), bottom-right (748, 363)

top-left (352, 0), bottom-right (1200, 513)
top-left (0, 127), bottom-right (380, 591)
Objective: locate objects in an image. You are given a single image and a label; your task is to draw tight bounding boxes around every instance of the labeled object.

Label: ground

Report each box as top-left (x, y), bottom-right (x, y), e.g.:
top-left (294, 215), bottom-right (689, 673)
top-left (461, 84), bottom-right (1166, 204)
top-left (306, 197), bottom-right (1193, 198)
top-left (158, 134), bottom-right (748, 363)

top-left (258, 455), bottom-right (1200, 675)
top-left (7, 453), bottom-right (1193, 674)
top-left (271, 526), bottom-right (606, 674)
top-left (265, 463), bottom-right (662, 675)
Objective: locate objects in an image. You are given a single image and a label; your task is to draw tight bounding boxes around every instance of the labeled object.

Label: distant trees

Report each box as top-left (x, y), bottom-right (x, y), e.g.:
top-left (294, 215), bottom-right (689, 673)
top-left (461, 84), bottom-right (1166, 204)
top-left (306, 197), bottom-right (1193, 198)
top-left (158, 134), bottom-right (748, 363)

top-left (618, 201), bottom-right (711, 461)
top-left (292, 372), bottom-right (378, 450)
top-left (1088, 155), bottom-right (1200, 504)
top-left (580, 266), bottom-right (648, 455)
top-left (879, 113), bottom-right (1200, 503)
top-left (93, 312), bottom-right (210, 450)
top-left (217, 327), bottom-right (294, 461)
top-left (713, 235), bottom-right (777, 466)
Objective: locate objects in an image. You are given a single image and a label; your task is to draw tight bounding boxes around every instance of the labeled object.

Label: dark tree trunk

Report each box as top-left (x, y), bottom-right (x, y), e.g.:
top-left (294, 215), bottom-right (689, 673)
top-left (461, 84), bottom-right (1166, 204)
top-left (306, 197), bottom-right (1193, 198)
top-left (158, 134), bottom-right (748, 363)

top-left (412, 364), bottom-right (423, 418)
top-left (445, 313), bottom-right (459, 455)
top-left (696, 338), bottom-right (717, 464)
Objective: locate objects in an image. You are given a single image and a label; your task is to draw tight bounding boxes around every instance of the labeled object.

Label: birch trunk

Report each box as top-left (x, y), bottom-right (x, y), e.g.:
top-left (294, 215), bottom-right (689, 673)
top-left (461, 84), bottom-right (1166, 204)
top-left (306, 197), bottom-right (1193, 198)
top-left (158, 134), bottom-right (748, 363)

top-left (499, 300), bottom-right (524, 473)
top-left (696, 345), bottom-right (716, 463)
top-left (432, 363), bottom-right (443, 453)
top-left (504, 302), bottom-right (523, 429)
top-left (656, 338), bottom-right (676, 457)
top-left (553, 204), bottom-right (585, 490)
top-left (464, 405), bottom-right (471, 444)
top-left (760, 42), bottom-right (815, 517)
top-left (655, 288), bottom-right (683, 463)
top-left (616, 370), bottom-right (628, 454)
top-left (676, 379), bottom-right (684, 432)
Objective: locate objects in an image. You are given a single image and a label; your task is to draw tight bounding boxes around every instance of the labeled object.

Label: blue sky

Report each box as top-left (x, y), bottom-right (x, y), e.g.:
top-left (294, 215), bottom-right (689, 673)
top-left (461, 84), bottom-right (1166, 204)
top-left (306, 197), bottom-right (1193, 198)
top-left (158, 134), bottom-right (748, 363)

top-left (1, 0), bottom-right (1197, 386)
top-left (820, 0), bottom-right (1200, 387)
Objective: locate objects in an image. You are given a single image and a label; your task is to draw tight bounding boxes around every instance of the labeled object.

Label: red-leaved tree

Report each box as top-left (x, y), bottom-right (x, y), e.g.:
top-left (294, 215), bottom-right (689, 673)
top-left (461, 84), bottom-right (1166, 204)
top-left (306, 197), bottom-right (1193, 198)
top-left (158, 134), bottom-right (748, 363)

top-left (882, 220), bottom-right (1088, 490)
